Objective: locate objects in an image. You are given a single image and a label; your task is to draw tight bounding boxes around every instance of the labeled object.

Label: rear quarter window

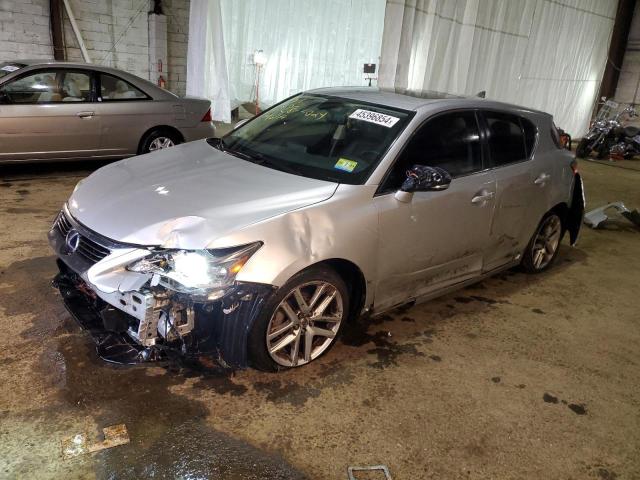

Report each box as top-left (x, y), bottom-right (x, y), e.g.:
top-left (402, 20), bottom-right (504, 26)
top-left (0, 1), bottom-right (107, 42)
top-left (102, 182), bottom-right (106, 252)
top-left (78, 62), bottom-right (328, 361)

top-left (520, 117), bottom-right (537, 157)
top-left (484, 111), bottom-right (528, 166)
top-left (550, 122), bottom-right (563, 149)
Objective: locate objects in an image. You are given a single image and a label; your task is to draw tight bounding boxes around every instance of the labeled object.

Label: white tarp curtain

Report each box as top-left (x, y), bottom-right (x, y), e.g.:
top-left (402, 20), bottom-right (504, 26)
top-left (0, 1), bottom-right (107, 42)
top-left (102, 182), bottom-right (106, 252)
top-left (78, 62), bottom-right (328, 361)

top-left (187, 0), bottom-right (232, 122)
top-left (219, 0), bottom-right (386, 108)
top-left (379, 0), bottom-right (617, 136)
top-left (187, 0), bottom-right (386, 121)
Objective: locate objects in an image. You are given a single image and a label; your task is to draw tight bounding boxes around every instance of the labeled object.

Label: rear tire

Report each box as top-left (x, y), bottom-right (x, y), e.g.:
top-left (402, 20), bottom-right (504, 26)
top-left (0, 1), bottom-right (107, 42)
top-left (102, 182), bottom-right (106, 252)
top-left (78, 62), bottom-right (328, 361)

top-left (575, 138), bottom-right (590, 158)
top-left (521, 213), bottom-right (563, 273)
top-left (139, 129), bottom-right (181, 154)
top-left (248, 266), bottom-right (349, 371)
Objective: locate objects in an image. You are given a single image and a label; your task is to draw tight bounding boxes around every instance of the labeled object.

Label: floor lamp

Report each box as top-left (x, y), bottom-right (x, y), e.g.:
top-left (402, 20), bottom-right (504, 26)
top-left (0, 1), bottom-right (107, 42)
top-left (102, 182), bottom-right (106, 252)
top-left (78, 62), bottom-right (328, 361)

top-left (253, 50), bottom-right (267, 114)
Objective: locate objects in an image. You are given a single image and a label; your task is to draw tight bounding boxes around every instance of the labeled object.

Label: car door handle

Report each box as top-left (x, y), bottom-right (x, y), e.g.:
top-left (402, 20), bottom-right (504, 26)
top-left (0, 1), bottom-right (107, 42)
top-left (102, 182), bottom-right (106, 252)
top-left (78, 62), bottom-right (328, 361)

top-left (76, 111), bottom-right (95, 118)
top-left (471, 191), bottom-right (495, 205)
top-left (534, 173), bottom-right (550, 185)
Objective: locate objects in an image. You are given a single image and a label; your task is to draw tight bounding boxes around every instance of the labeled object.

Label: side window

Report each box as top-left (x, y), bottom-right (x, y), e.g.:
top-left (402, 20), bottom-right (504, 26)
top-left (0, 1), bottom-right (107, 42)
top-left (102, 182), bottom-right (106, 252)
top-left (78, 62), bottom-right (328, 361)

top-left (484, 111), bottom-right (527, 166)
top-left (100, 73), bottom-right (147, 101)
top-left (550, 121), bottom-right (562, 149)
top-left (521, 117), bottom-right (537, 157)
top-left (382, 111), bottom-right (482, 191)
top-left (1, 70), bottom-right (91, 104)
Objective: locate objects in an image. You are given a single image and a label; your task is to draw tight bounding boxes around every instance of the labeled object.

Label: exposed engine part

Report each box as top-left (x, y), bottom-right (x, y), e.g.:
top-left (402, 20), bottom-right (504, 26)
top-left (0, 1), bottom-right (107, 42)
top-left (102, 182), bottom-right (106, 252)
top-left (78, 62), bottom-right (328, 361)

top-left (53, 262), bottom-right (277, 367)
top-left (157, 307), bottom-right (195, 341)
top-left (584, 201), bottom-right (640, 229)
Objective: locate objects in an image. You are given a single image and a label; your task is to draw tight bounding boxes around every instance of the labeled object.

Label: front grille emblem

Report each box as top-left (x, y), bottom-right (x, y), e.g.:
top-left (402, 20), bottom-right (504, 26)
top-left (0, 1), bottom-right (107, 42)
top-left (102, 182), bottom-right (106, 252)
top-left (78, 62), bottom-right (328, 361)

top-left (65, 229), bottom-right (81, 255)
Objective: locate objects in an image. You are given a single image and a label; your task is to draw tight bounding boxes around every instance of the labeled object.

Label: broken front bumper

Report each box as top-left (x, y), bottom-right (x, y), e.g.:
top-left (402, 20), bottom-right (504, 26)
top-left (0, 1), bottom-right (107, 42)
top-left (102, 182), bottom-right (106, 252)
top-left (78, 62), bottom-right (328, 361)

top-left (48, 209), bottom-right (275, 366)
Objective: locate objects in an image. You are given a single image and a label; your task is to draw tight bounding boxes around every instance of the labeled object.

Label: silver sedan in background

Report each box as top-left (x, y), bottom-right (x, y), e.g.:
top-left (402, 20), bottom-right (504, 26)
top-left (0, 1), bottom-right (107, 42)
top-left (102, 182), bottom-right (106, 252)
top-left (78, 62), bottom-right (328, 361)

top-left (0, 60), bottom-right (214, 163)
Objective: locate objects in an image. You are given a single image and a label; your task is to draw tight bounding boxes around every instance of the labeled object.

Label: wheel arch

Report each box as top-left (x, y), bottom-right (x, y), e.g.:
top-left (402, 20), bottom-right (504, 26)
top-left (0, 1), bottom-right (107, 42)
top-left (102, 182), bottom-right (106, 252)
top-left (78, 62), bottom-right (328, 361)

top-left (292, 258), bottom-right (367, 323)
top-left (137, 125), bottom-right (185, 154)
top-left (548, 201), bottom-right (569, 227)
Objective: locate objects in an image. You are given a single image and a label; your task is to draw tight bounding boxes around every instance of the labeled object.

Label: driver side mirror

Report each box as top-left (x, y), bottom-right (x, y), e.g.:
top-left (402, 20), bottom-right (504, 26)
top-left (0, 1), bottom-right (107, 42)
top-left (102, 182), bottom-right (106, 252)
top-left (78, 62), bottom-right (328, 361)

top-left (395, 165), bottom-right (452, 202)
top-left (0, 90), bottom-right (8, 104)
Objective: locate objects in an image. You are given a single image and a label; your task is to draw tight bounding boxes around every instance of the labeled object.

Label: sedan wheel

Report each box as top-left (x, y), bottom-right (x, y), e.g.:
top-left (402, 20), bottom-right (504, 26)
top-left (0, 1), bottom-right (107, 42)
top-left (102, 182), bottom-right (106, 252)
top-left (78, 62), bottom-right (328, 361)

top-left (148, 136), bottom-right (175, 151)
top-left (266, 281), bottom-right (344, 367)
top-left (523, 213), bottom-right (563, 272)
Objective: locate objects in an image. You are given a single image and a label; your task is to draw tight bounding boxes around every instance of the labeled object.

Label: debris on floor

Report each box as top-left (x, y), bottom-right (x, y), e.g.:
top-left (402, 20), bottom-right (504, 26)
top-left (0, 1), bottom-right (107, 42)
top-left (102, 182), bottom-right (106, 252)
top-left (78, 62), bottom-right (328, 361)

top-left (348, 465), bottom-right (392, 479)
top-left (583, 202), bottom-right (640, 229)
top-left (61, 424), bottom-right (130, 459)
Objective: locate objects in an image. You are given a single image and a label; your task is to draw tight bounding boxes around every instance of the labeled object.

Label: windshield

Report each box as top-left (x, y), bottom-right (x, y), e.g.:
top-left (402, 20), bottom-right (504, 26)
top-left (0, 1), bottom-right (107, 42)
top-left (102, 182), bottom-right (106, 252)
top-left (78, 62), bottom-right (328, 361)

top-left (0, 62), bottom-right (26, 79)
top-left (221, 94), bottom-right (413, 184)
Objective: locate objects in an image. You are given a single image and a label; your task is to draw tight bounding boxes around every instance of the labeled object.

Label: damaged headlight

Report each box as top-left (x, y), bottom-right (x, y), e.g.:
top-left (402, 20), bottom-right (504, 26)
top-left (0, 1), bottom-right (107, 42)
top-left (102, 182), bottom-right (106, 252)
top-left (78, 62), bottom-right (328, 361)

top-left (127, 242), bottom-right (262, 300)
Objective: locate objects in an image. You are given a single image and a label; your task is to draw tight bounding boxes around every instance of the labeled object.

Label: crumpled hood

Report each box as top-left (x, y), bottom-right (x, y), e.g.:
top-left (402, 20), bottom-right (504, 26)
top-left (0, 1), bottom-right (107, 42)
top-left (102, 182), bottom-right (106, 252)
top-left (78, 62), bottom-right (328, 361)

top-left (68, 140), bottom-right (338, 249)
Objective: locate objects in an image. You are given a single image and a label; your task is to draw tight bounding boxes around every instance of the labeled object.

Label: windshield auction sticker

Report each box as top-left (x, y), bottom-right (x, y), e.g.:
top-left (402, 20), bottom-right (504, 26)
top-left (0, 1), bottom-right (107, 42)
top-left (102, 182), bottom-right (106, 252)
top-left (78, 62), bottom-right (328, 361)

top-left (349, 109), bottom-right (400, 128)
top-left (334, 158), bottom-right (358, 172)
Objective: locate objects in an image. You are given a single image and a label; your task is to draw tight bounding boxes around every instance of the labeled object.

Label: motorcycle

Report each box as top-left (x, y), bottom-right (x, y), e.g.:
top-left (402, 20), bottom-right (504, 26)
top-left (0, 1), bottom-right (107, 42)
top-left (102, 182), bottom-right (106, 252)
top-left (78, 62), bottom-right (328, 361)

top-left (610, 127), bottom-right (640, 160)
top-left (576, 100), bottom-right (637, 159)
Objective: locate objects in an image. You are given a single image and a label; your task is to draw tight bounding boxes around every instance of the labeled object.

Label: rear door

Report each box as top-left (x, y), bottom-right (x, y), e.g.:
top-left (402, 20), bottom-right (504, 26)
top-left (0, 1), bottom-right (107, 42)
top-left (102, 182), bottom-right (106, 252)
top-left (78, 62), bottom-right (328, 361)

top-left (0, 68), bottom-right (101, 161)
top-left (480, 111), bottom-right (548, 271)
top-left (373, 110), bottom-right (497, 311)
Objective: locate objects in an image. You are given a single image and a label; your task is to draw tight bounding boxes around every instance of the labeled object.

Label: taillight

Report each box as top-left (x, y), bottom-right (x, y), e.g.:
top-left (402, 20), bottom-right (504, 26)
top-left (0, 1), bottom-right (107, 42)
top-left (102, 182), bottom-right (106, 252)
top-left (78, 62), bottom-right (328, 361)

top-left (570, 160), bottom-right (578, 174)
top-left (201, 108), bottom-right (212, 122)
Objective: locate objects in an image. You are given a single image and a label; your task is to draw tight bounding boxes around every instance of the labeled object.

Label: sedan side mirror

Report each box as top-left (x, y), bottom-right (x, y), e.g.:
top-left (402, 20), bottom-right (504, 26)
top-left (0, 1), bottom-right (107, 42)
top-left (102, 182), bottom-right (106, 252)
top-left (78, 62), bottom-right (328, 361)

top-left (0, 90), bottom-right (9, 104)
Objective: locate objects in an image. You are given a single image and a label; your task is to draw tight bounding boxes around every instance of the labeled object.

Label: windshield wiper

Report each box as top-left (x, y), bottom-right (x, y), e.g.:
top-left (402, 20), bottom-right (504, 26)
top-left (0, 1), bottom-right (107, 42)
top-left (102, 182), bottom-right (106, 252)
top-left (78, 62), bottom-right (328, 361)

top-left (253, 157), bottom-right (303, 176)
top-left (207, 137), bottom-right (301, 176)
top-left (206, 137), bottom-right (228, 151)
top-left (208, 137), bottom-right (257, 162)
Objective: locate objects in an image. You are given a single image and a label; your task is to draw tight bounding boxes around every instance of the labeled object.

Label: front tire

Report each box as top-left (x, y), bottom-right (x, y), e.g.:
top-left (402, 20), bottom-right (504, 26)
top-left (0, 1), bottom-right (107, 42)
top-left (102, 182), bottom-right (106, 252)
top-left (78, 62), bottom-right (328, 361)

top-left (596, 140), bottom-right (611, 159)
top-left (575, 138), bottom-right (590, 158)
top-left (139, 129), bottom-right (181, 154)
top-left (248, 266), bottom-right (349, 371)
top-left (521, 213), bottom-right (563, 273)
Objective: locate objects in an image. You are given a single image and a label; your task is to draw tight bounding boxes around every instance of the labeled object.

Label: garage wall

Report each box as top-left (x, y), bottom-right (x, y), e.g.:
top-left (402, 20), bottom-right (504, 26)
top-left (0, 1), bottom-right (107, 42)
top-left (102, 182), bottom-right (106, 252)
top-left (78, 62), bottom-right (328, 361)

top-left (614, 2), bottom-right (640, 105)
top-left (0, 0), bottom-right (190, 96)
top-left (0, 0), bottom-right (52, 60)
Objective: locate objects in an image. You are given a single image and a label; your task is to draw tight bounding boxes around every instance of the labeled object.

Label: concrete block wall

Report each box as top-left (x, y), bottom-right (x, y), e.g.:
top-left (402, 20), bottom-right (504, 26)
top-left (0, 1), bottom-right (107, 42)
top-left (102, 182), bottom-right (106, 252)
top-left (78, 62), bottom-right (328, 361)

top-left (164, 0), bottom-right (189, 97)
top-left (63, 0), bottom-right (151, 81)
top-left (615, 2), bottom-right (640, 105)
top-left (0, 0), bottom-right (190, 96)
top-left (0, 0), bottom-right (53, 60)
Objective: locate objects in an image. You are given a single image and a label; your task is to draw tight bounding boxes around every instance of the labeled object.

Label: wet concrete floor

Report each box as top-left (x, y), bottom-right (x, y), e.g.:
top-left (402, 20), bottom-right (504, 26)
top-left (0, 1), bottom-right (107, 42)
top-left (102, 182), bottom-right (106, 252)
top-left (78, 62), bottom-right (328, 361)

top-left (0, 159), bottom-right (639, 479)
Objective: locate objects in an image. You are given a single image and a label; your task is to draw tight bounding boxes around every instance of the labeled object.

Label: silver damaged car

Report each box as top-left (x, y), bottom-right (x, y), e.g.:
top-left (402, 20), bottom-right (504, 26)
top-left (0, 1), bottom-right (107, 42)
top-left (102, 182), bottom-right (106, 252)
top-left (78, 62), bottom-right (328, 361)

top-left (49, 87), bottom-right (585, 370)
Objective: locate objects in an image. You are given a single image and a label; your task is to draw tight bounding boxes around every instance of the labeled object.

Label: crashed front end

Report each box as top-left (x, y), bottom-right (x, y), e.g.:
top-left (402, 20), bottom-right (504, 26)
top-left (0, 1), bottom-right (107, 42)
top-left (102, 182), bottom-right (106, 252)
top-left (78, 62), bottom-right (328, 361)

top-left (48, 205), bottom-right (274, 366)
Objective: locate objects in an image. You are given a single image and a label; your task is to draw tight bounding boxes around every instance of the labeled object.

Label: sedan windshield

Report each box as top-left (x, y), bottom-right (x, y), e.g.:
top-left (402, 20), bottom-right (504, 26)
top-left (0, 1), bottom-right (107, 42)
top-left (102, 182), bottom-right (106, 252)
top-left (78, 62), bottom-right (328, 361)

top-left (221, 94), bottom-right (412, 184)
top-left (0, 62), bottom-right (26, 79)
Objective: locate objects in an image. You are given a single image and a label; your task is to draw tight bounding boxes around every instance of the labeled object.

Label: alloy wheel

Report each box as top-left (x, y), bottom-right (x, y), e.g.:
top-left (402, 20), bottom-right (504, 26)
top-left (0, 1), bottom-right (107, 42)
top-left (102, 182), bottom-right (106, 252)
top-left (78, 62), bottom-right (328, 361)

top-left (149, 136), bottom-right (175, 151)
top-left (266, 281), bottom-right (344, 367)
top-left (531, 215), bottom-right (562, 270)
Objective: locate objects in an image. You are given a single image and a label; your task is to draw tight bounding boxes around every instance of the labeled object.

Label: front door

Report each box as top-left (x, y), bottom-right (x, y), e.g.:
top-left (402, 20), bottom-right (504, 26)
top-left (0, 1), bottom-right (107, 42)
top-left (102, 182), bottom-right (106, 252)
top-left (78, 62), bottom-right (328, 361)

top-left (373, 110), bottom-right (496, 312)
top-left (0, 69), bottom-right (100, 161)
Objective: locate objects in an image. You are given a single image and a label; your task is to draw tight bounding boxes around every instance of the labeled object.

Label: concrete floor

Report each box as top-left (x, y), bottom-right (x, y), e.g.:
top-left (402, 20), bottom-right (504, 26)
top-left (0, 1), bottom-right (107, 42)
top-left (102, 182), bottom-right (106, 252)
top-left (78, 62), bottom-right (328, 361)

top-left (0, 159), bottom-right (639, 480)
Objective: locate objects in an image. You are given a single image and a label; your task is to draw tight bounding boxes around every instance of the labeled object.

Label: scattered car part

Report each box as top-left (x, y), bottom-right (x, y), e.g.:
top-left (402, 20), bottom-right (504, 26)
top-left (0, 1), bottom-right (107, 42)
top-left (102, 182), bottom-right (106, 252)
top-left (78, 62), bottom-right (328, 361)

top-left (61, 424), bottom-right (129, 459)
top-left (348, 465), bottom-right (392, 480)
top-left (583, 202), bottom-right (640, 229)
